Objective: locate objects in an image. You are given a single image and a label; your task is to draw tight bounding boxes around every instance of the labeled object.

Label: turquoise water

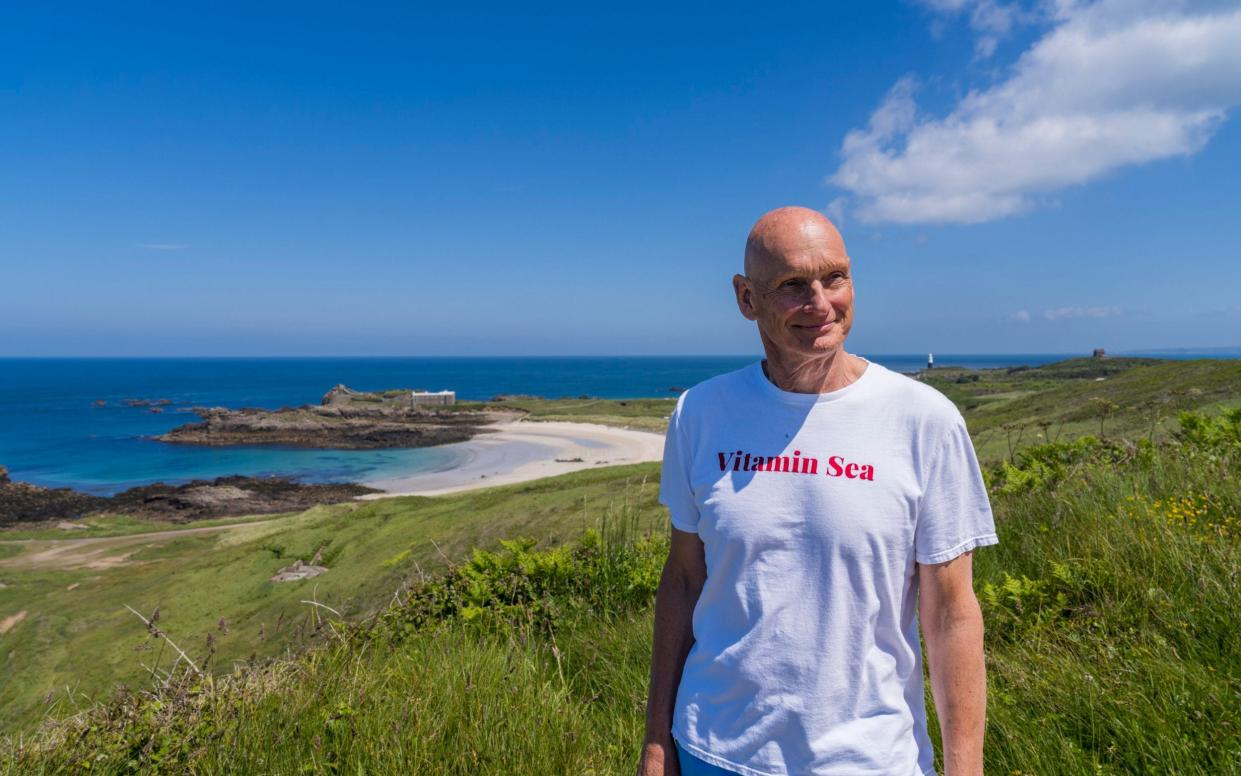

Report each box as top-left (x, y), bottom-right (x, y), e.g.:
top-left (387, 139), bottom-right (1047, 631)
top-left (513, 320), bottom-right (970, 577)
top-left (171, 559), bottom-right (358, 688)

top-left (2, 353), bottom-right (1229, 494)
top-left (2, 356), bottom-right (758, 494)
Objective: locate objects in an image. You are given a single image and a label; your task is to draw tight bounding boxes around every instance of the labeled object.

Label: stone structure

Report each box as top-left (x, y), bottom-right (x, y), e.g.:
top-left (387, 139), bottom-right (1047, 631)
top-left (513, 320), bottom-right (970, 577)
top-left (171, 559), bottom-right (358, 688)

top-left (269, 559), bottom-right (329, 582)
top-left (270, 551), bottom-right (328, 583)
top-left (410, 390), bottom-right (455, 407)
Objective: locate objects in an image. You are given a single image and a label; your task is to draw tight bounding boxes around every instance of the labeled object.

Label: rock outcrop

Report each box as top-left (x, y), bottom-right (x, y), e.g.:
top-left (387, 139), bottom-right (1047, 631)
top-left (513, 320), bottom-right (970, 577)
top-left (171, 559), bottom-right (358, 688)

top-left (157, 386), bottom-right (519, 449)
top-left (270, 559), bottom-right (329, 582)
top-left (107, 476), bottom-right (378, 522)
top-left (1, 471), bottom-right (378, 528)
top-left (321, 384), bottom-right (359, 407)
top-left (0, 467), bottom-right (107, 526)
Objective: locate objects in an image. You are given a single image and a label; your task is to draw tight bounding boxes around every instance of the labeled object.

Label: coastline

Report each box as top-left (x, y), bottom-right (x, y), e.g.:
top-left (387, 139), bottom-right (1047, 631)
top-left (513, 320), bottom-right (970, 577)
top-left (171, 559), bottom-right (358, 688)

top-left (358, 419), bottom-right (666, 498)
top-left (6, 354), bottom-right (1185, 493)
top-left (0, 418), bottom-right (666, 525)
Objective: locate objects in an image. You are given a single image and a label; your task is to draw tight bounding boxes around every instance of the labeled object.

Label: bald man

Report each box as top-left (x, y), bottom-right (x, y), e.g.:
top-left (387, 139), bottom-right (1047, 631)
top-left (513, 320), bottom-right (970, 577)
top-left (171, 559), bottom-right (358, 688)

top-left (637, 207), bottom-right (998, 776)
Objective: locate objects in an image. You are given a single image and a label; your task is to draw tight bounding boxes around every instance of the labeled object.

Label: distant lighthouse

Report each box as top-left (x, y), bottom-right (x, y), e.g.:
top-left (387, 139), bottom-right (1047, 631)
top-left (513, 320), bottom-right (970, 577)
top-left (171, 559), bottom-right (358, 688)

top-left (927, 353), bottom-right (934, 370)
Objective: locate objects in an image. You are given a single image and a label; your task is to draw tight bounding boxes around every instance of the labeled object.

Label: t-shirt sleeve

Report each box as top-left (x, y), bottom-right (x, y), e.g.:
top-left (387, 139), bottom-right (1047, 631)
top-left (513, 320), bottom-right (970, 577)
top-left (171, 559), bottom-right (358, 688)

top-left (659, 395), bottom-right (700, 533)
top-left (915, 412), bottom-right (999, 565)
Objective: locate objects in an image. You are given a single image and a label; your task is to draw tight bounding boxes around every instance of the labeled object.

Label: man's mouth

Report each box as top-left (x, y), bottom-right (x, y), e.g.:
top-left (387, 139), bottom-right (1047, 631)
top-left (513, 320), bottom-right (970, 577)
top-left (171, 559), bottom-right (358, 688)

top-left (793, 321), bottom-right (835, 332)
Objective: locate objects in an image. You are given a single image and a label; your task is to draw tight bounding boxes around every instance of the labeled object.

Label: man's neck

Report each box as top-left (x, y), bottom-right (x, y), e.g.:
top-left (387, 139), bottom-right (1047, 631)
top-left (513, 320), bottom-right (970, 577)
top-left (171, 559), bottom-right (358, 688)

top-left (760, 348), bottom-right (866, 394)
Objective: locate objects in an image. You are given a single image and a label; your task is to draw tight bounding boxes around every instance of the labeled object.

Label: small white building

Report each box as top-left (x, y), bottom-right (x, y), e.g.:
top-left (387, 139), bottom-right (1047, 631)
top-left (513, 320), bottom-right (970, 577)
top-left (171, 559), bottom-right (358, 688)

top-left (410, 390), bottom-right (455, 407)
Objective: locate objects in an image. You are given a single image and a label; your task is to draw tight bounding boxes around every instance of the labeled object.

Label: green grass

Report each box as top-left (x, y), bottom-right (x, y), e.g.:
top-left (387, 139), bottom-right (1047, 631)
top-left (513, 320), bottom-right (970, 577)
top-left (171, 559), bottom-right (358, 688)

top-left (2, 359), bottom-right (1240, 774)
top-left (0, 512), bottom-right (283, 542)
top-left (972, 424), bottom-right (1241, 772)
top-left (923, 357), bottom-right (1241, 462)
top-left (450, 396), bottom-right (676, 432)
top-left (2, 411), bottom-right (1238, 774)
top-left (0, 464), bottom-right (662, 734)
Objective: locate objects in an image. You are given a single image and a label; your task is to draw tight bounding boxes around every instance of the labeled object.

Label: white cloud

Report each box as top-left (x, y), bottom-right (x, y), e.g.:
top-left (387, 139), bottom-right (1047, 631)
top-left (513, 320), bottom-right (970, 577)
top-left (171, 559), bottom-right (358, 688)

top-left (1042, 305), bottom-right (1122, 320)
top-left (1011, 309), bottom-right (1032, 321)
top-left (913, 0), bottom-right (1031, 57)
top-left (825, 197), bottom-right (848, 225)
top-left (830, 1), bottom-right (1241, 225)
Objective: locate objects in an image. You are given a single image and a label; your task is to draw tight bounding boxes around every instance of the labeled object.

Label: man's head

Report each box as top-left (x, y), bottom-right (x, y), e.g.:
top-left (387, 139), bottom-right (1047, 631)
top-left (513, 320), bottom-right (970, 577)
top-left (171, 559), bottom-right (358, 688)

top-left (733, 206), bottom-right (854, 360)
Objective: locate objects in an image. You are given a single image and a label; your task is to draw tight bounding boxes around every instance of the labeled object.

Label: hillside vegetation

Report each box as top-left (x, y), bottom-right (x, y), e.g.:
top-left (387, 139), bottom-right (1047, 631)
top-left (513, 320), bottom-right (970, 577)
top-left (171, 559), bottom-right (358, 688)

top-left (1, 356), bottom-right (1238, 774)
top-left (0, 466), bottom-right (664, 733)
top-left (450, 395), bottom-right (677, 433)
top-left (2, 408), bottom-right (1238, 774)
top-left (923, 357), bottom-right (1241, 460)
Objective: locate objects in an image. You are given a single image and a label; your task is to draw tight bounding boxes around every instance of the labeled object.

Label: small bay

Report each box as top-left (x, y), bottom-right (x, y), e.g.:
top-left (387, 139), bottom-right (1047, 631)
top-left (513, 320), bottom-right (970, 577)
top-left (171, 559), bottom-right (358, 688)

top-left (1, 353), bottom-right (1227, 494)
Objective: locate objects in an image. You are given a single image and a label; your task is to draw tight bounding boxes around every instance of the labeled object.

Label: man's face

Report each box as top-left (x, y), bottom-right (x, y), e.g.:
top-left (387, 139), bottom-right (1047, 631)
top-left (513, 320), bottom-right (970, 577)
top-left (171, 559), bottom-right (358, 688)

top-left (733, 236), bottom-right (854, 360)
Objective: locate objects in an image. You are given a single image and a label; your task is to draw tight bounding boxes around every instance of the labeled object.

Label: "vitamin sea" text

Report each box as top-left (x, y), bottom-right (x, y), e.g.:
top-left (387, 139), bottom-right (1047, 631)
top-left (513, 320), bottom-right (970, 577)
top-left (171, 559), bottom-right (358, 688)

top-left (716, 450), bottom-right (875, 481)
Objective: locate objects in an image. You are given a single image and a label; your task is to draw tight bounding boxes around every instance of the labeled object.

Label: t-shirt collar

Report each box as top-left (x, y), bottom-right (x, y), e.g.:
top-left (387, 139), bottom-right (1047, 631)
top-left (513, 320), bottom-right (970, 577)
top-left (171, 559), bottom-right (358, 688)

top-left (751, 355), bottom-right (875, 405)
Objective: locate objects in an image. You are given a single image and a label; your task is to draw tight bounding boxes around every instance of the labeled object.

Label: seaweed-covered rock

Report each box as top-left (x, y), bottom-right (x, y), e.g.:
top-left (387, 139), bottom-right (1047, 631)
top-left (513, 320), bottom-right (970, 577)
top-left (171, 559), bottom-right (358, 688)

top-left (1, 473), bottom-right (379, 528)
top-left (0, 472), bottom-right (106, 526)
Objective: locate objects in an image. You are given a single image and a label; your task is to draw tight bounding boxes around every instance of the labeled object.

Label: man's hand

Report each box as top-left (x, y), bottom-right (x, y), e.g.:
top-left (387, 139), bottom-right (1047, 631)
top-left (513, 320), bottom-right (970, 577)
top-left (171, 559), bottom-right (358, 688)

top-left (636, 738), bottom-right (680, 776)
top-left (918, 549), bottom-right (987, 776)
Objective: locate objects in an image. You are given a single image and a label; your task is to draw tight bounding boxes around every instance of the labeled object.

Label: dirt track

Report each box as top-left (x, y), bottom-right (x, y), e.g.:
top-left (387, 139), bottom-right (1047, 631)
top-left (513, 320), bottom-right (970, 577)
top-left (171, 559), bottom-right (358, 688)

top-left (0, 610), bottom-right (26, 634)
top-left (0, 522), bottom-right (274, 572)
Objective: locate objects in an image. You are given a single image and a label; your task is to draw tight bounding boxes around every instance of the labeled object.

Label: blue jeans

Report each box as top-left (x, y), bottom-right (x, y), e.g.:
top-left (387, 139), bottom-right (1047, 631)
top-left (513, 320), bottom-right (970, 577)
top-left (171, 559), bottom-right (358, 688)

top-left (675, 739), bottom-right (738, 776)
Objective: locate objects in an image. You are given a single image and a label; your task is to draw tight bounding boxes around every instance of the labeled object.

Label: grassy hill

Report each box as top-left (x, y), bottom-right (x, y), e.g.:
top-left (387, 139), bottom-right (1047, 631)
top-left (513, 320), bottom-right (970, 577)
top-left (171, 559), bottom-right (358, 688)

top-left (1, 356), bottom-right (1238, 773)
top-left (922, 357), bottom-right (1241, 460)
top-left (0, 465), bottom-right (664, 734)
top-left (448, 395), bottom-right (677, 433)
top-left (2, 407), bottom-right (1238, 774)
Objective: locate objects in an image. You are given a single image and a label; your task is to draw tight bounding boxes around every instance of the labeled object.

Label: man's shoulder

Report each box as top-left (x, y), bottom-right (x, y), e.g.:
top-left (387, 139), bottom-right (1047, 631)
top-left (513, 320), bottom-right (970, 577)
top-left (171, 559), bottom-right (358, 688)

top-left (860, 362), bottom-right (968, 438)
top-left (869, 363), bottom-right (959, 413)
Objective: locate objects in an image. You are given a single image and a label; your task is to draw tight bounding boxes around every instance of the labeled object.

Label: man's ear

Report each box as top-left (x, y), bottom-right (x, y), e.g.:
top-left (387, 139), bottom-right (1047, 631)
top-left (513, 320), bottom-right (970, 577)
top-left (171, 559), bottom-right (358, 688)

top-left (733, 274), bottom-right (758, 321)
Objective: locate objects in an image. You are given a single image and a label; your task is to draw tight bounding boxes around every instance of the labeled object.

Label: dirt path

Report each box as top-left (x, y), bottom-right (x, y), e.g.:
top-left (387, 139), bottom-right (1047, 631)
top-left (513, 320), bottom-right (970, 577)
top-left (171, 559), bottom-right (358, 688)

top-left (0, 610), bottom-right (26, 634)
top-left (0, 522), bottom-right (277, 572)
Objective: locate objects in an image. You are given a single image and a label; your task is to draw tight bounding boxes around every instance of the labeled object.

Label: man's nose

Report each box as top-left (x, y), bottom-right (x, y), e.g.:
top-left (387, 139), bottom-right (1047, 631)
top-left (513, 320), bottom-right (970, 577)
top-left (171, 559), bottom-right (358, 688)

top-left (804, 280), bottom-right (833, 312)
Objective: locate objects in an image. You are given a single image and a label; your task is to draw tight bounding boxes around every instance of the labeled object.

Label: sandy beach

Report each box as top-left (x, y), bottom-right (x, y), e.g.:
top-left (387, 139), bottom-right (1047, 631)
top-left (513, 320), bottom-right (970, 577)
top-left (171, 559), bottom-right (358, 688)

top-left (358, 419), bottom-right (666, 498)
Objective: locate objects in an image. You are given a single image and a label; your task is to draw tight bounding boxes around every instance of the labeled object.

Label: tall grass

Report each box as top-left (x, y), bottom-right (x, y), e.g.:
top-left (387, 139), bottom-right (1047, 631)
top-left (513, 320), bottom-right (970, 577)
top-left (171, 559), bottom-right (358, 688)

top-left (2, 412), bottom-right (1237, 775)
top-left (972, 415), bottom-right (1240, 774)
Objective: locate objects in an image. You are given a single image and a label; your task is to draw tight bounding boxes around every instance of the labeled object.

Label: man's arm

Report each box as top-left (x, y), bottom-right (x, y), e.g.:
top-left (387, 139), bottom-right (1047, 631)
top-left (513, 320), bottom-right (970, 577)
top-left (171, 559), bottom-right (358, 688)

top-left (918, 549), bottom-right (987, 776)
top-left (637, 527), bottom-right (707, 776)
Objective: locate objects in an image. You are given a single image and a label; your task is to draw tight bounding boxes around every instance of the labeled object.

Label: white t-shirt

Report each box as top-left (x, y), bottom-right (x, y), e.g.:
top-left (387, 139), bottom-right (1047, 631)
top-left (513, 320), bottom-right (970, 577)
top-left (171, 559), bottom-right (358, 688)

top-left (659, 357), bottom-right (998, 776)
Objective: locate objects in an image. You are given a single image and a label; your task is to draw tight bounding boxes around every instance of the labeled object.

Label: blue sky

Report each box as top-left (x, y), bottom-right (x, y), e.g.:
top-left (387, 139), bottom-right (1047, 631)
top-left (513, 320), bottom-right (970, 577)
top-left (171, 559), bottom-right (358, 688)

top-left (2, 1), bottom-right (1239, 356)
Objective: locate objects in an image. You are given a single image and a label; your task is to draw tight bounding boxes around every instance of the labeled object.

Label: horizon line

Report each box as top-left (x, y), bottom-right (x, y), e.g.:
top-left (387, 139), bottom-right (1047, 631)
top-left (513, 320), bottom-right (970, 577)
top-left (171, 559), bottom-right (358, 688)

top-left (2, 349), bottom-right (1238, 360)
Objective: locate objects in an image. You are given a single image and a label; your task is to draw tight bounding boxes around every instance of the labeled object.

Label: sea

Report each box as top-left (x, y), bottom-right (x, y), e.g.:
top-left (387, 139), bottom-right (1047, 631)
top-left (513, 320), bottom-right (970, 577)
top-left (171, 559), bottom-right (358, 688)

top-left (1, 352), bottom-right (1235, 495)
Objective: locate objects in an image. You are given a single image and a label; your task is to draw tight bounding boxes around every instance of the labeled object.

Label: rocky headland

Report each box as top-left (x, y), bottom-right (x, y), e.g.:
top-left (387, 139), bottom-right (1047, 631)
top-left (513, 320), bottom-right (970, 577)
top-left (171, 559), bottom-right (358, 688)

top-left (0, 465), bottom-right (104, 526)
top-left (0, 386), bottom-right (528, 528)
top-left (156, 384), bottom-right (520, 449)
top-left (0, 465), bottom-right (378, 528)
